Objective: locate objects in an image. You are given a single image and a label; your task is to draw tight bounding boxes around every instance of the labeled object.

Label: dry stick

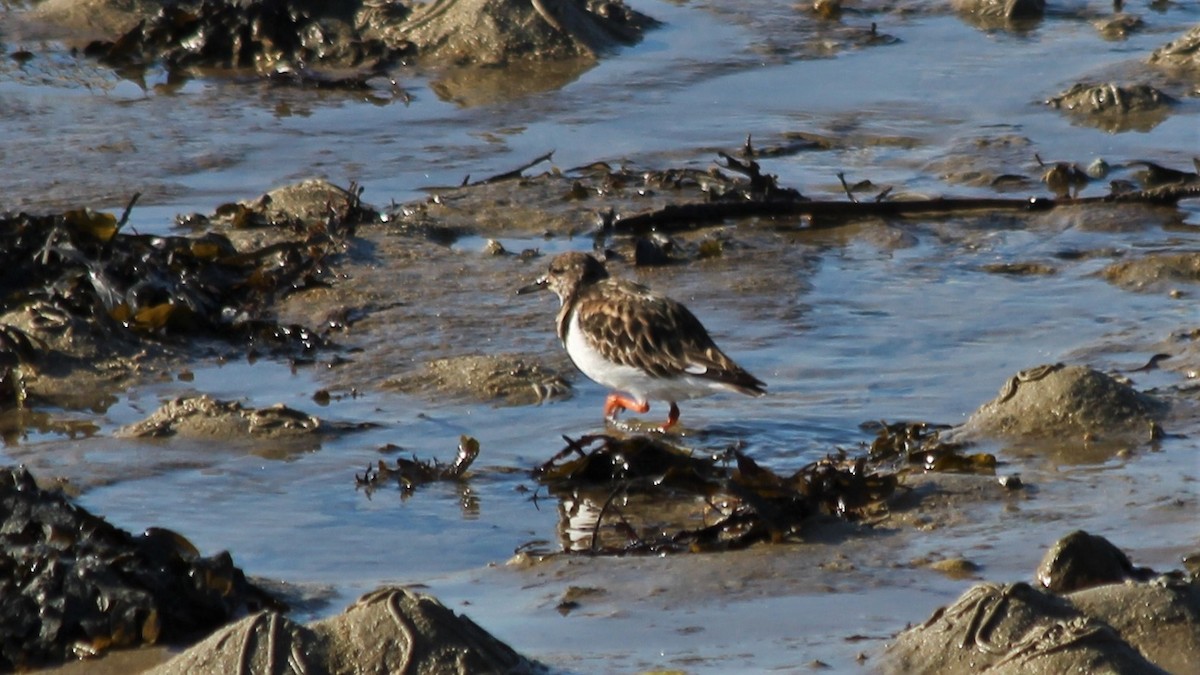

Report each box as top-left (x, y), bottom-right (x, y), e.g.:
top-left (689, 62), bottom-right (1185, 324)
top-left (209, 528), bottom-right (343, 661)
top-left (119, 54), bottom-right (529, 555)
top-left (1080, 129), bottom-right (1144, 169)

top-left (451, 151), bottom-right (557, 188)
top-left (476, 150), bottom-right (556, 185)
top-left (612, 183), bottom-right (1200, 235)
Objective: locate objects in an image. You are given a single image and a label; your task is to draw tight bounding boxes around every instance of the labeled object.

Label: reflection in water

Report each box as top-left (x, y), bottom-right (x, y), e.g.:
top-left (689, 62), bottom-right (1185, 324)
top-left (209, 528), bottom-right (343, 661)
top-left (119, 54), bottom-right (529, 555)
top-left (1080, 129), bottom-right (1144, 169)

top-left (0, 410), bottom-right (101, 447)
top-left (556, 488), bottom-right (724, 553)
top-left (951, 0), bottom-right (1045, 32)
top-left (429, 58), bottom-right (596, 107)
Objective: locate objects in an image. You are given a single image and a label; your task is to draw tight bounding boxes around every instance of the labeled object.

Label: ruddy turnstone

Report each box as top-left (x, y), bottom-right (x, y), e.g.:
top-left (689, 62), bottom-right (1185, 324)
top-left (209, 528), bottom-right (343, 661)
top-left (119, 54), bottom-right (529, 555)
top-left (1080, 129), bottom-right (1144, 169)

top-left (519, 251), bottom-right (766, 430)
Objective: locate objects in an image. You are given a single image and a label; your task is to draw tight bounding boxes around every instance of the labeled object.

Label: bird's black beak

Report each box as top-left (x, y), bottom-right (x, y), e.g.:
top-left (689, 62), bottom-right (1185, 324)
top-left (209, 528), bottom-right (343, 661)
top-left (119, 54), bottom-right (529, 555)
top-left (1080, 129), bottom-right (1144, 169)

top-left (517, 277), bottom-right (548, 295)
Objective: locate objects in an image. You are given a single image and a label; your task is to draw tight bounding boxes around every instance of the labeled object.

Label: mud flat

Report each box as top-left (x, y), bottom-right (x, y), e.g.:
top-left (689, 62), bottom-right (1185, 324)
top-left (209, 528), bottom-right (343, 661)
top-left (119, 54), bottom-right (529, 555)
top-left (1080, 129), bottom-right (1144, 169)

top-left (2, 0), bottom-right (1199, 672)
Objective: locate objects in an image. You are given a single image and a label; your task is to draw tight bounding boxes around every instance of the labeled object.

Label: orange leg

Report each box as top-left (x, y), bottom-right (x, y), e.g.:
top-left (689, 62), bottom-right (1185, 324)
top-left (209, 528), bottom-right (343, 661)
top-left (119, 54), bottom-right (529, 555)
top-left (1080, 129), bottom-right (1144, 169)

top-left (662, 402), bottom-right (681, 431)
top-left (604, 395), bottom-right (681, 432)
top-left (604, 393), bottom-right (649, 422)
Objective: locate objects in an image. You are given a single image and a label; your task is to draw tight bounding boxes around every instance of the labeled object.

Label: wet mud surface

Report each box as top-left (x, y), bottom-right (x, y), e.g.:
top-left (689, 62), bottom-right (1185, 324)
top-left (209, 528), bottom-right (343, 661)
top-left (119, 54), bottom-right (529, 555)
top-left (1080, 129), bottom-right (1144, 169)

top-left (3, 0), bottom-right (1200, 673)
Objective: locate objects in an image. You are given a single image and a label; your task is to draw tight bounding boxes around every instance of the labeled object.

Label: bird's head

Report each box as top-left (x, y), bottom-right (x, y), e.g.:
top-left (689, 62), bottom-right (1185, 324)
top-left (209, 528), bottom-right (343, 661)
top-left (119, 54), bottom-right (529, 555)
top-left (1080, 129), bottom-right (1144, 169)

top-left (517, 252), bottom-right (609, 303)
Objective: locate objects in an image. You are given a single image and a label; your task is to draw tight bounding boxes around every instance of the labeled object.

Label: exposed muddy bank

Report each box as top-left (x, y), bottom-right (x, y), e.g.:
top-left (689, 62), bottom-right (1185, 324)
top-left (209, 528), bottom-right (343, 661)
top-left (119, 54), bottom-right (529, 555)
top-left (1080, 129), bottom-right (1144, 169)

top-left (5, 168), bottom-right (1197, 672)
top-left (885, 531), bottom-right (1200, 675)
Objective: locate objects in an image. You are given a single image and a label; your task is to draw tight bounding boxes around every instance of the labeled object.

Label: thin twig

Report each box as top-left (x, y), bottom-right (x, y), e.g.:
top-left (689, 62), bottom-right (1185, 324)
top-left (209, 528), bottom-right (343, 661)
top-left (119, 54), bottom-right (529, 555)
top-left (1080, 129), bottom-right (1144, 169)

top-left (836, 172), bottom-right (858, 203)
top-left (590, 483), bottom-right (628, 554)
top-left (477, 150), bottom-right (555, 184)
top-left (116, 192), bottom-right (141, 231)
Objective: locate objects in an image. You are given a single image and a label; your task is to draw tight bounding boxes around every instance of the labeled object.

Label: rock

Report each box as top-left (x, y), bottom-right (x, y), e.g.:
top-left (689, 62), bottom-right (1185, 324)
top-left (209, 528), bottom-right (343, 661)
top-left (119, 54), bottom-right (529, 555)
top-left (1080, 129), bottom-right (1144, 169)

top-left (145, 586), bottom-right (540, 675)
top-left (79, 0), bottom-right (405, 74)
top-left (237, 179), bottom-right (379, 228)
top-left (1095, 13), bottom-right (1143, 41)
top-left (886, 532), bottom-right (1200, 675)
top-left (951, 0), bottom-right (1045, 31)
top-left (981, 262), bottom-right (1057, 276)
top-left (633, 233), bottom-right (677, 266)
top-left (1036, 530), bottom-right (1146, 593)
top-left (954, 364), bottom-right (1165, 445)
top-left (884, 582), bottom-right (1164, 674)
top-left (950, 0), bottom-right (1045, 20)
top-left (28, 0), bottom-right (159, 40)
top-left (30, 0), bottom-right (656, 81)
top-left (1046, 82), bottom-right (1175, 132)
top-left (1067, 578), bottom-right (1200, 675)
top-left (1103, 252), bottom-right (1200, 293)
top-left (390, 0), bottom-right (653, 66)
top-left (928, 557), bottom-right (981, 579)
top-left (1048, 82), bottom-right (1175, 115)
top-left (116, 394), bottom-right (321, 439)
top-left (1085, 157), bottom-right (1110, 179)
top-left (1148, 24), bottom-right (1200, 72)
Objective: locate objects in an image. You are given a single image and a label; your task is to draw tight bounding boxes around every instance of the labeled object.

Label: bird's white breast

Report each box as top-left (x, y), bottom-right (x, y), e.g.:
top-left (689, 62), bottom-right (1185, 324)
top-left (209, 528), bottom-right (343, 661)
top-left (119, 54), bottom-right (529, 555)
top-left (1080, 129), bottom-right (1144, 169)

top-left (564, 309), bottom-right (732, 404)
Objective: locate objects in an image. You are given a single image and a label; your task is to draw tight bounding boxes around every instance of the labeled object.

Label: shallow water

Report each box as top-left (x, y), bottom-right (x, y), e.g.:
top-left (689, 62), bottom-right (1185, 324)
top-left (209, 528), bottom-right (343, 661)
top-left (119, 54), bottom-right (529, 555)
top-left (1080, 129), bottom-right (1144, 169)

top-left (4, 0), bottom-right (1200, 672)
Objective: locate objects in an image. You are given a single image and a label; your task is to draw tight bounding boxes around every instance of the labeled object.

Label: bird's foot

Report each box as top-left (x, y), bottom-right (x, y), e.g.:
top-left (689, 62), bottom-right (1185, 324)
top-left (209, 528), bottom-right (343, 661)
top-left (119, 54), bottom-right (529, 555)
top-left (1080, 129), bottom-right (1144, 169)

top-left (603, 397), bottom-right (682, 435)
top-left (603, 393), bottom-right (649, 421)
top-left (604, 394), bottom-right (662, 433)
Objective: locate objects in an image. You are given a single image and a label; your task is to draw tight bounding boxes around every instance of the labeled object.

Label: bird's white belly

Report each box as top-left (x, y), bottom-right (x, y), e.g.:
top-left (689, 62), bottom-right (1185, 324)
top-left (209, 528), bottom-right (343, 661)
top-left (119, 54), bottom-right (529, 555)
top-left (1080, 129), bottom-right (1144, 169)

top-left (565, 312), bottom-right (727, 403)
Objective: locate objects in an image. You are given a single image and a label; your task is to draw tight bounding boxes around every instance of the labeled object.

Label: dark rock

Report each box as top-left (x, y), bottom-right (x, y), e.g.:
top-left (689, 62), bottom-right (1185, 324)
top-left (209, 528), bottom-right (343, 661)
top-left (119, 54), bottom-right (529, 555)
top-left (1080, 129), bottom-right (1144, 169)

top-left (1036, 530), bottom-right (1148, 593)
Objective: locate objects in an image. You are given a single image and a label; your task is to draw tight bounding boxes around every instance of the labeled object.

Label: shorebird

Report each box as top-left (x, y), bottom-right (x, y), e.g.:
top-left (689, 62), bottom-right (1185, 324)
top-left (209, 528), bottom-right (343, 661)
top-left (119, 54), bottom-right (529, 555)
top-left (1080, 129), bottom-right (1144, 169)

top-left (519, 251), bottom-right (766, 430)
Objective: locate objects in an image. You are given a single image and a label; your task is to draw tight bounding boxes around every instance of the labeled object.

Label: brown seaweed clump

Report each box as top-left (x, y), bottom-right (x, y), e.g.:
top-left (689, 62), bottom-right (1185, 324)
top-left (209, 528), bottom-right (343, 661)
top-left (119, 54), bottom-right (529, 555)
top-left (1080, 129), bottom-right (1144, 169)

top-left (0, 466), bottom-right (279, 670)
top-left (865, 420), bottom-right (998, 474)
top-left (67, 0), bottom-right (657, 89)
top-left (533, 434), bottom-right (898, 555)
top-left (357, 435), bottom-right (480, 495)
top-left (0, 183), bottom-right (372, 411)
top-left (83, 0), bottom-right (413, 79)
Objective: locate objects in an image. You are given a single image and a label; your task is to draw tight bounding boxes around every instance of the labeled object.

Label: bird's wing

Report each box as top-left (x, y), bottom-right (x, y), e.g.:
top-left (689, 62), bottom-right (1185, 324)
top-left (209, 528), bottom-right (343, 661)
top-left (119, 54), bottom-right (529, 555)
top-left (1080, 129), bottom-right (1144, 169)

top-left (574, 280), bottom-right (766, 394)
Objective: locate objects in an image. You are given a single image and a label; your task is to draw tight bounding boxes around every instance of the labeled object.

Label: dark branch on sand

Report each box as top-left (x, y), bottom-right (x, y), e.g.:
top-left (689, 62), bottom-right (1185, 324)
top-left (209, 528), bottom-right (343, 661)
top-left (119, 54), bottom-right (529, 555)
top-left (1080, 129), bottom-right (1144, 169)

top-left (462, 150), bottom-right (557, 186)
top-left (612, 182), bottom-right (1200, 235)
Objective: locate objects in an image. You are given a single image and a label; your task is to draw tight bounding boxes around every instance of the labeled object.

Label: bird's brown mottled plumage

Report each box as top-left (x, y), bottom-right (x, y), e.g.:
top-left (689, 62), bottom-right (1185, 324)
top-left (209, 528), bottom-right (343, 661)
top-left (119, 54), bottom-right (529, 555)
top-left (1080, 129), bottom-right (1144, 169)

top-left (572, 277), bottom-right (765, 394)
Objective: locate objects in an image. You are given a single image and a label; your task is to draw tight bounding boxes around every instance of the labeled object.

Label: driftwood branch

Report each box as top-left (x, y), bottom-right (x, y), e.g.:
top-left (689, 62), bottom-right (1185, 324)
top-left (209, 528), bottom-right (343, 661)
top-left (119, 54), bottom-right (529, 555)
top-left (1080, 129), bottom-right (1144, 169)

top-left (612, 183), bottom-right (1200, 234)
top-left (469, 150), bottom-right (556, 186)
